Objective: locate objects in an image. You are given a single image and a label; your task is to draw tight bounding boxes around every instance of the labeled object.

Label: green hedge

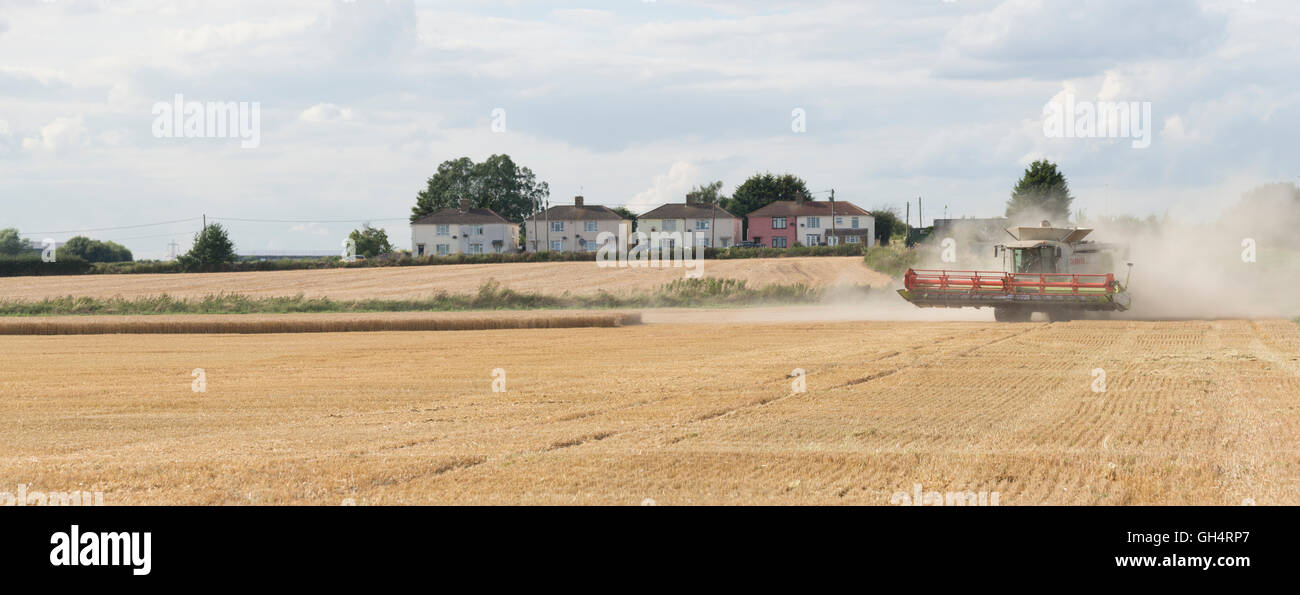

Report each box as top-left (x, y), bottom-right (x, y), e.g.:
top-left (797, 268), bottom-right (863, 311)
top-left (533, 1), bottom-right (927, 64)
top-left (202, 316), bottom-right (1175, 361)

top-left (6, 243), bottom-right (869, 277)
top-left (0, 279), bottom-right (863, 315)
top-left (0, 254), bottom-right (92, 277)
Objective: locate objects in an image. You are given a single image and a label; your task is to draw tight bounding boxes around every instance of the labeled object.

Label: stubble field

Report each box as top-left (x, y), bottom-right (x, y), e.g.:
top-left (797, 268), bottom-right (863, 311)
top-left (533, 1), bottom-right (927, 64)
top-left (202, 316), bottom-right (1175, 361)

top-left (1, 317), bottom-right (1295, 505)
top-left (0, 256), bottom-right (890, 300)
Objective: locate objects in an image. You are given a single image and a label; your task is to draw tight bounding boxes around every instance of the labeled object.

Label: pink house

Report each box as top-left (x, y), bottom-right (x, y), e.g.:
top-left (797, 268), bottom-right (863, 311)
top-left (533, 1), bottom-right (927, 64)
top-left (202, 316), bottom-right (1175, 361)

top-left (746, 199), bottom-right (874, 248)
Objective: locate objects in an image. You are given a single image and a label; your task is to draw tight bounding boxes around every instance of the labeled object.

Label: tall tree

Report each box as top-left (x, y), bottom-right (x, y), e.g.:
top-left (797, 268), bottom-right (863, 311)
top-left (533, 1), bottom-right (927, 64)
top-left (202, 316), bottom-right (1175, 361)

top-left (685, 180), bottom-right (727, 205)
top-left (58, 236), bottom-right (133, 262)
top-left (727, 173), bottom-right (810, 218)
top-left (870, 206), bottom-right (906, 245)
top-left (411, 154), bottom-right (550, 223)
top-left (1005, 160), bottom-right (1074, 224)
top-left (348, 224), bottom-right (393, 258)
top-left (178, 223), bottom-right (237, 271)
top-left (0, 228), bottom-right (25, 255)
top-left (611, 206), bottom-right (638, 232)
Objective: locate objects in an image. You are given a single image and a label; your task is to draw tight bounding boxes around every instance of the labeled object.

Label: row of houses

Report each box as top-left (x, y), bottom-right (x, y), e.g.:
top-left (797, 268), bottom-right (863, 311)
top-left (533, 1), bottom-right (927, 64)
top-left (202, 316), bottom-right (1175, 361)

top-left (411, 195), bottom-right (876, 256)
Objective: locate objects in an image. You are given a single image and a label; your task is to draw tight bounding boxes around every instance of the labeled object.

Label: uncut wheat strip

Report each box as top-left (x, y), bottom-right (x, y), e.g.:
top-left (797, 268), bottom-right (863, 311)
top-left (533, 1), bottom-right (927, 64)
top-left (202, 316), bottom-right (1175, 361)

top-left (0, 312), bottom-right (641, 335)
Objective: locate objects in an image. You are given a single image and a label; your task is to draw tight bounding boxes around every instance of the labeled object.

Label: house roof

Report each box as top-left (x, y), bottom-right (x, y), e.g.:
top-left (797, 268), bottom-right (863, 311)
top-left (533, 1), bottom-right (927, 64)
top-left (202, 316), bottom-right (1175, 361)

top-left (412, 207), bottom-right (514, 226)
top-left (639, 202), bottom-right (738, 220)
top-left (748, 200), bottom-right (870, 218)
top-left (524, 204), bottom-right (628, 222)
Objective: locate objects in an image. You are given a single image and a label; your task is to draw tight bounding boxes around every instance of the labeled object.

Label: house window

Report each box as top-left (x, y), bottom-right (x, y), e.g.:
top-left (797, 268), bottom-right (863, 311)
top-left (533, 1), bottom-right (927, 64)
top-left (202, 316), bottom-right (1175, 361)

top-left (697, 237), bottom-right (710, 248)
top-left (551, 221), bottom-right (564, 232)
top-left (695, 219), bottom-right (710, 230)
top-left (663, 219), bottom-right (677, 231)
top-left (469, 243), bottom-right (484, 254)
top-left (806, 217), bottom-right (820, 228)
top-left (772, 236), bottom-right (787, 248)
top-left (827, 236), bottom-right (838, 246)
top-left (436, 244), bottom-right (449, 255)
top-left (436, 225), bottom-right (449, 236)
top-left (550, 240), bottom-right (562, 251)
top-left (835, 216), bottom-right (843, 226)
top-left (846, 235), bottom-right (860, 244)
top-left (584, 221), bottom-right (598, 232)
top-left (772, 217), bottom-right (787, 229)
top-left (720, 238), bottom-right (730, 248)
top-left (851, 217), bottom-right (860, 229)
top-left (416, 243), bottom-right (425, 256)
top-left (806, 234), bottom-right (821, 246)
top-left (473, 225), bottom-right (484, 235)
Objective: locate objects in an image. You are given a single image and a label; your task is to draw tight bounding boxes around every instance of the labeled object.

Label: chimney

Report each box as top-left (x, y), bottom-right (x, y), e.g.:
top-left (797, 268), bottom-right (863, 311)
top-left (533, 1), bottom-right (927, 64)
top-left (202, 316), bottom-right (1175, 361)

top-left (460, 197), bottom-right (471, 211)
top-left (795, 190), bottom-right (806, 206)
top-left (574, 195), bottom-right (584, 208)
top-left (685, 193), bottom-right (697, 206)
top-left (1041, 220), bottom-right (1051, 227)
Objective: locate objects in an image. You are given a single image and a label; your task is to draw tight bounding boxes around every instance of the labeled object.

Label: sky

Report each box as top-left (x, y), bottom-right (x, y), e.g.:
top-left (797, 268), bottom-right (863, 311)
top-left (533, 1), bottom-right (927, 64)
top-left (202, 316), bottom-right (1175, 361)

top-left (2, 0), bottom-right (1297, 259)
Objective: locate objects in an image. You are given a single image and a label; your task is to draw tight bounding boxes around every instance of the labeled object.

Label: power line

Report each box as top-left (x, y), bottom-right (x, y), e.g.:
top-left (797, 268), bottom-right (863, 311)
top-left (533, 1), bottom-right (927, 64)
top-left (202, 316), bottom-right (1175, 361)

top-left (101, 231), bottom-right (198, 242)
top-left (212, 217), bottom-right (409, 224)
top-left (20, 217), bottom-right (203, 237)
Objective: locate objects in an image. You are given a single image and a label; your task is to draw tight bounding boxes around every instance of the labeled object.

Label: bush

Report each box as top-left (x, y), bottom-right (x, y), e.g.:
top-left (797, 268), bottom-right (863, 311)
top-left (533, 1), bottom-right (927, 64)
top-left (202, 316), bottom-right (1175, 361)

top-left (0, 254), bottom-right (92, 277)
top-left (3, 241), bottom-right (869, 278)
top-left (863, 244), bottom-right (919, 278)
top-left (57, 236), bottom-right (133, 263)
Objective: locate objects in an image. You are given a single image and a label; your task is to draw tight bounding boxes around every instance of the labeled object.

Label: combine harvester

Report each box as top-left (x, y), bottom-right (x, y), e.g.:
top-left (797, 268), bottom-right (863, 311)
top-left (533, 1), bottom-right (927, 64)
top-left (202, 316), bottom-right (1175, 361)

top-left (897, 222), bottom-right (1132, 322)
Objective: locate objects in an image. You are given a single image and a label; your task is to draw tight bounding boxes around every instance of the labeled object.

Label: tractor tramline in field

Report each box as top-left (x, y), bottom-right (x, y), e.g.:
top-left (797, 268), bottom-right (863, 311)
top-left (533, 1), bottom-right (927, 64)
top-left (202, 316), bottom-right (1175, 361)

top-left (897, 222), bottom-right (1132, 322)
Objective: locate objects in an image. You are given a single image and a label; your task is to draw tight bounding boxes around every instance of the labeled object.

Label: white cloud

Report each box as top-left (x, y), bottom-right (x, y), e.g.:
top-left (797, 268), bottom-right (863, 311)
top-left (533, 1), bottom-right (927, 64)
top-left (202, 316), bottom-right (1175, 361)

top-left (1, 0), bottom-right (1296, 259)
top-left (628, 162), bottom-right (700, 214)
top-left (21, 116), bottom-right (90, 154)
top-left (289, 222), bottom-right (331, 236)
top-left (299, 103), bottom-right (354, 123)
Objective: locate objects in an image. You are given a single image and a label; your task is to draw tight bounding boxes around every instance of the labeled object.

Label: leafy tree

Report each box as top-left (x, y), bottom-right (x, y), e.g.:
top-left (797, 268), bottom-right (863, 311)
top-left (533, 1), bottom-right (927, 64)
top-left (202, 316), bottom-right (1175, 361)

top-left (178, 223), bottom-right (237, 271)
top-left (1005, 160), bottom-right (1074, 224)
top-left (411, 154), bottom-right (550, 223)
top-left (58, 235), bottom-right (133, 262)
top-left (685, 180), bottom-right (727, 205)
top-left (348, 224), bottom-right (393, 258)
top-left (727, 173), bottom-right (810, 218)
top-left (870, 207), bottom-right (906, 245)
top-left (611, 206), bottom-right (638, 232)
top-left (0, 228), bottom-right (25, 255)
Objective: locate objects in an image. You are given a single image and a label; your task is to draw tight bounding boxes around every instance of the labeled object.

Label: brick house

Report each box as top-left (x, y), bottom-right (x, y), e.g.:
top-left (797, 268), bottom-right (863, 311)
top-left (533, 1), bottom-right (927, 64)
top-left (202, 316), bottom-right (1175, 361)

top-left (522, 196), bottom-right (631, 253)
top-left (637, 196), bottom-right (743, 248)
top-left (410, 200), bottom-right (519, 256)
top-left (746, 198), bottom-right (874, 248)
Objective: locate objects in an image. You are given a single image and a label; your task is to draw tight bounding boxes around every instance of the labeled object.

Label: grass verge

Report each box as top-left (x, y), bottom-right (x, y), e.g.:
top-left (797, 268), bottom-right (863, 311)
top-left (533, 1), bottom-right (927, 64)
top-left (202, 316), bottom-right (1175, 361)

top-left (0, 279), bottom-right (866, 316)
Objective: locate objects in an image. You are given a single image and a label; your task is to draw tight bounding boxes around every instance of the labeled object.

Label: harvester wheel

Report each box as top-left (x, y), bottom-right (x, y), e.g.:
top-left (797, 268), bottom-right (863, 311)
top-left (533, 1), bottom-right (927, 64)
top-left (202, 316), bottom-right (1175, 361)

top-left (1044, 309), bottom-right (1075, 323)
top-left (994, 307), bottom-right (1030, 322)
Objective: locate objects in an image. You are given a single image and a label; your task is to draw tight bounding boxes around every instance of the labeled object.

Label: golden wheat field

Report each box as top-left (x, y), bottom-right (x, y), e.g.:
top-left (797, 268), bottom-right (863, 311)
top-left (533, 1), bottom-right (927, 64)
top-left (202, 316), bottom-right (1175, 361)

top-left (0, 257), bottom-right (889, 300)
top-left (0, 311), bottom-right (640, 335)
top-left (1, 317), bottom-right (1295, 505)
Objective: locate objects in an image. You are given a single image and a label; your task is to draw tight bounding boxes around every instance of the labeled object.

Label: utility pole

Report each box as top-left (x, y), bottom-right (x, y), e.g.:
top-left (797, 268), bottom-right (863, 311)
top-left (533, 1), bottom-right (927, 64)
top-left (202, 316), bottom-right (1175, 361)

top-left (544, 198), bottom-right (550, 252)
top-left (918, 197), bottom-right (922, 229)
top-left (830, 189), bottom-right (836, 246)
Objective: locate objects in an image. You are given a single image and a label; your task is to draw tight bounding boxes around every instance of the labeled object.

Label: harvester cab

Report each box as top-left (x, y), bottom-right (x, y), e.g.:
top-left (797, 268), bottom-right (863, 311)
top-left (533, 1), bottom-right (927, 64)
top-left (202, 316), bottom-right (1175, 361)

top-left (897, 221), bottom-right (1132, 322)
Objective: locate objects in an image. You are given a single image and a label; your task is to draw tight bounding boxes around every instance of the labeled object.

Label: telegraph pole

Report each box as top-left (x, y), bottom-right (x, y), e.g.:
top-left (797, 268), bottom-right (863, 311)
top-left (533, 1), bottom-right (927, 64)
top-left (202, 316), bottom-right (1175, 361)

top-left (830, 188), bottom-right (836, 245)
